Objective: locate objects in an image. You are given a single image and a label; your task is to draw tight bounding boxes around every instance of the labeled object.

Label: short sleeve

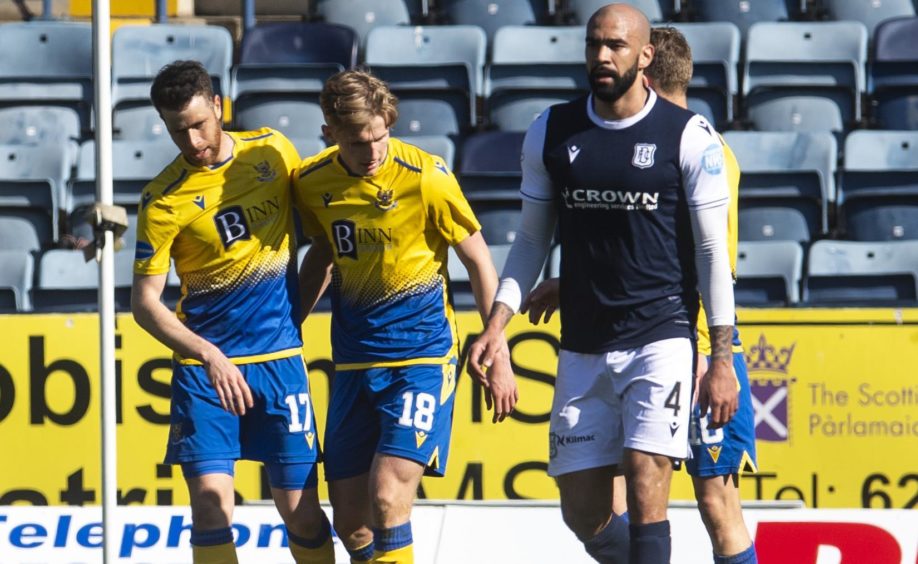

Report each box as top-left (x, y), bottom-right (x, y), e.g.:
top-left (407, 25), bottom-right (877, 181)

top-left (133, 195), bottom-right (179, 276)
top-left (291, 165), bottom-right (326, 238)
top-left (423, 157), bottom-right (481, 246)
top-left (272, 130), bottom-right (302, 179)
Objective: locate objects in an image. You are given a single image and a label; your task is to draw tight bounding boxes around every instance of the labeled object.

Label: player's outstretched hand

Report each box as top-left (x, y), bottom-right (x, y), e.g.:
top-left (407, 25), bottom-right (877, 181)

top-left (467, 328), bottom-right (504, 387)
top-left (521, 278), bottom-right (560, 325)
top-left (203, 350), bottom-right (254, 416)
top-left (484, 344), bottom-right (518, 423)
top-left (698, 358), bottom-right (738, 429)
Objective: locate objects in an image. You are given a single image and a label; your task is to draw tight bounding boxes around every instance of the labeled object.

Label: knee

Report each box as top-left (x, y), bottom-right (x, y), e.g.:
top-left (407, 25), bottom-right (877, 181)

top-left (332, 509), bottom-right (372, 549)
top-left (371, 485), bottom-right (410, 524)
top-left (561, 501), bottom-right (611, 542)
top-left (189, 487), bottom-right (231, 529)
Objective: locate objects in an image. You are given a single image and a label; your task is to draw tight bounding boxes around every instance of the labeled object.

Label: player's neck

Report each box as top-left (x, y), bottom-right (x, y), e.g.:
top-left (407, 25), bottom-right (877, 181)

top-left (591, 83), bottom-right (651, 121)
top-left (216, 131), bottom-right (235, 164)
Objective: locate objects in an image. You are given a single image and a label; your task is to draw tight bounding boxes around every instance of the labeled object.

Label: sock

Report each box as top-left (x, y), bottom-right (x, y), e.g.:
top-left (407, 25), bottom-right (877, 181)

top-left (629, 520), bottom-right (670, 564)
top-left (191, 527), bottom-right (238, 564)
top-left (287, 514), bottom-right (335, 564)
top-left (584, 513), bottom-right (630, 564)
top-left (347, 540), bottom-right (375, 563)
top-left (715, 543), bottom-right (757, 564)
top-left (372, 522), bottom-right (413, 564)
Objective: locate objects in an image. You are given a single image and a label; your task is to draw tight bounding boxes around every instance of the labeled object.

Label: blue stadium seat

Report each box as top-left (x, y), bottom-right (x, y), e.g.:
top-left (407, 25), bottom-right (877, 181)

top-left (239, 22), bottom-right (358, 67)
top-left (365, 25), bottom-right (486, 135)
top-left (0, 22), bottom-right (93, 130)
top-left (839, 130), bottom-right (918, 241)
top-left (0, 106), bottom-right (80, 148)
top-left (692, 0), bottom-right (796, 38)
top-left (315, 0), bottom-right (411, 51)
top-left (459, 131), bottom-right (525, 245)
top-left (823, 0), bottom-right (915, 39)
top-left (402, 135), bottom-right (456, 170)
top-left (69, 139), bottom-right (177, 210)
top-left (31, 249), bottom-right (136, 312)
top-left (803, 239), bottom-right (918, 305)
top-left (485, 26), bottom-right (588, 131)
top-left (670, 22), bottom-right (741, 128)
top-left (112, 24), bottom-right (233, 139)
top-left (743, 21), bottom-right (868, 132)
top-left (0, 140), bottom-right (73, 244)
top-left (441, 0), bottom-right (541, 43)
top-left (0, 249), bottom-right (34, 312)
top-left (234, 99), bottom-right (327, 140)
top-left (870, 17), bottom-right (918, 130)
top-left (723, 131), bottom-right (836, 243)
top-left (287, 137), bottom-right (327, 160)
top-left (735, 240), bottom-right (803, 305)
top-left (448, 243), bottom-right (516, 309)
top-left (567, 0), bottom-right (668, 23)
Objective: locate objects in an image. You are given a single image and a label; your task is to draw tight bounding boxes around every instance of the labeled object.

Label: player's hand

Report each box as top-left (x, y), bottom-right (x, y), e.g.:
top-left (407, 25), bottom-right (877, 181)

top-left (692, 353), bottom-right (708, 407)
top-left (483, 344), bottom-right (518, 423)
top-left (520, 278), bottom-right (560, 325)
top-left (698, 357), bottom-right (738, 429)
top-left (467, 328), bottom-right (506, 387)
top-left (203, 350), bottom-right (254, 416)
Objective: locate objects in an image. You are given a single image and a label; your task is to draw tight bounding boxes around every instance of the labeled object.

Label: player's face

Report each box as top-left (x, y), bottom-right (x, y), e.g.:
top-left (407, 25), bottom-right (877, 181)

top-left (159, 94), bottom-right (224, 167)
top-left (585, 14), bottom-right (648, 103)
top-left (326, 114), bottom-right (390, 177)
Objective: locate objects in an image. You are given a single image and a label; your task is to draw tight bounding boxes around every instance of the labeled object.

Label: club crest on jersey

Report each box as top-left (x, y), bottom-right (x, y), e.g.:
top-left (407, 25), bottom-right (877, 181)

top-left (374, 187), bottom-right (397, 211)
top-left (632, 143), bottom-right (656, 169)
top-left (254, 160), bottom-right (277, 182)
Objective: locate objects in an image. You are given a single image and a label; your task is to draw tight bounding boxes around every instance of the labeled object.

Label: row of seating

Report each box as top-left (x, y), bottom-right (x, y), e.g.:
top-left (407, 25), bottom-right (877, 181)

top-left (3, 17), bottom-right (918, 139)
top-left (5, 237), bottom-right (918, 313)
top-left (2, 127), bottom-right (917, 256)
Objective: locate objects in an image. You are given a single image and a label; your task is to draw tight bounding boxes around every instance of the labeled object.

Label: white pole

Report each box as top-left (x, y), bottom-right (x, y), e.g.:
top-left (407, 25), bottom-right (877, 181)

top-left (91, 1), bottom-right (117, 563)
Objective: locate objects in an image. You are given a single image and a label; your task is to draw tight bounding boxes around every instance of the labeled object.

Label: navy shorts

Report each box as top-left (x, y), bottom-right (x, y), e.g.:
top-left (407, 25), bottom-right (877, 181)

top-left (165, 355), bottom-right (320, 465)
top-left (323, 360), bottom-right (457, 481)
top-left (686, 352), bottom-right (758, 477)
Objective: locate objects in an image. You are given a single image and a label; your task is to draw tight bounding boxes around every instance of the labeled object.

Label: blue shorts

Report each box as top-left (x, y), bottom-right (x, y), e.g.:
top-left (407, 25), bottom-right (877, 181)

top-left (323, 360), bottom-right (457, 481)
top-left (165, 355), bottom-right (320, 466)
top-left (686, 352), bottom-right (758, 477)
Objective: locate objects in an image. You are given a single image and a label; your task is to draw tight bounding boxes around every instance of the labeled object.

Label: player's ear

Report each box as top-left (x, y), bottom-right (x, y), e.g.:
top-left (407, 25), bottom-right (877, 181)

top-left (638, 42), bottom-right (654, 71)
top-left (212, 94), bottom-right (223, 121)
top-left (321, 124), bottom-right (335, 144)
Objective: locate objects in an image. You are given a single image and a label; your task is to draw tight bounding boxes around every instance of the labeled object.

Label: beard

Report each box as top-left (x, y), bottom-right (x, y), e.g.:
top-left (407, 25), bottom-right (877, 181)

top-left (589, 58), bottom-right (640, 103)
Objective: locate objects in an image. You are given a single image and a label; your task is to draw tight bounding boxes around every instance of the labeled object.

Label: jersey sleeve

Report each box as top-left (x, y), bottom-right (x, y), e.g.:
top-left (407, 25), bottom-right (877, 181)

top-left (519, 109), bottom-right (555, 203)
top-left (272, 129), bottom-right (302, 179)
top-left (424, 157), bottom-right (481, 246)
top-left (133, 194), bottom-right (179, 276)
top-left (291, 164), bottom-right (326, 238)
top-left (679, 115), bottom-right (730, 210)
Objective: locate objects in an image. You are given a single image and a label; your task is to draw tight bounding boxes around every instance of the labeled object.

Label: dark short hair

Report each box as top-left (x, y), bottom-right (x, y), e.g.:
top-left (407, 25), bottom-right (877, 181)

top-left (646, 26), bottom-right (693, 97)
top-left (150, 60), bottom-right (215, 112)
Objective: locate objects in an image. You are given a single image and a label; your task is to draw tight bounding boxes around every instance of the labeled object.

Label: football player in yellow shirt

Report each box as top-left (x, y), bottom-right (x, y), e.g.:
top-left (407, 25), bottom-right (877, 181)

top-left (294, 69), bottom-right (517, 564)
top-left (131, 60), bottom-right (332, 564)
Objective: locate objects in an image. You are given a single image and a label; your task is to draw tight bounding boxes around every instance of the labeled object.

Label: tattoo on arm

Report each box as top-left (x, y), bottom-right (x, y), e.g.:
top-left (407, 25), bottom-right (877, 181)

top-left (488, 302), bottom-right (516, 330)
top-left (709, 325), bottom-right (733, 363)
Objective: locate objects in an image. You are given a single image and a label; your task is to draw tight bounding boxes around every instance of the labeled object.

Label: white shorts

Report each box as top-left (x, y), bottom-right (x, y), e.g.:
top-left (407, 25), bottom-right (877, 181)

top-left (547, 337), bottom-right (693, 477)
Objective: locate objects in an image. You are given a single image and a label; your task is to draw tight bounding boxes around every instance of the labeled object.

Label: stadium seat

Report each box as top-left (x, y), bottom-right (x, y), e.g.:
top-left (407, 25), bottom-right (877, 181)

top-left (234, 99), bottom-right (327, 140)
top-left (31, 249), bottom-right (135, 312)
top-left (447, 243), bottom-right (516, 309)
top-left (0, 22), bottom-right (93, 131)
top-left (0, 106), bottom-right (80, 149)
top-left (485, 26), bottom-right (588, 131)
top-left (402, 135), bottom-right (456, 170)
top-left (112, 24), bottom-right (233, 139)
top-left (70, 139), bottom-right (177, 210)
top-left (0, 140), bottom-right (73, 244)
top-left (735, 240), bottom-right (803, 305)
top-left (0, 249), bottom-right (34, 312)
top-left (803, 239), bottom-right (918, 305)
top-left (823, 0), bottom-right (915, 39)
top-left (870, 17), bottom-right (918, 130)
top-left (670, 22), bottom-right (741, 128)
top-left (838, 130), bottom-right (918, 241)
top-left (723, 131), bottom-right (836, 243)
top-left (315, 0), bottom-right (411, 51)
top-left (440, 0), bottom-right (541, 43)
top-left (0, 212), bottom-right (50, 253)
top-left (567, 0), bottom-right (668, 23)
top-left (458, 131), bottom-right (525, 244)
top-left (288, 137), bottom-right (328, 160)
top-left (365, 25), bottom-right (486, 135)
top-left (692, 0), bottom-right (796, 38)
top-left (239, 22), bottom-right (358, 68)
top-left (743, 21), bottom-right (868, 132)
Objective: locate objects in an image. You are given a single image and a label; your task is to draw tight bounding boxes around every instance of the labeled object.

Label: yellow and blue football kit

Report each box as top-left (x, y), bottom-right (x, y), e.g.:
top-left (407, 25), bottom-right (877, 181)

top-left (134, 128), bottom-right (321, 483)
top-left (689, 138), bottom-right (758, 477)
top-left (294, 137), bottom-right (479, 481)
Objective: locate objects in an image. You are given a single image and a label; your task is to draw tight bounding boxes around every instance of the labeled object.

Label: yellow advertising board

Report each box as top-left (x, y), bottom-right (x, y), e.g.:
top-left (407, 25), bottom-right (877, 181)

top-left (0, 310), bottom-right (916, 508)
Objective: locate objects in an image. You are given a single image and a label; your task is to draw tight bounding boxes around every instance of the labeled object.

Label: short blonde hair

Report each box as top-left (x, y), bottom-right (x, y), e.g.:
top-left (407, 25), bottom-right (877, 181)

top-left (320, 69), bottom-right (399, 131)
top-left (646, 26), bottom-right (693, 97)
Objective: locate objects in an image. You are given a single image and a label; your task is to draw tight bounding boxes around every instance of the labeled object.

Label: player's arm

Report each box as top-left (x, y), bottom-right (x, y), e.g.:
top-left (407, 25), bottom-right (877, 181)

top-left (681, 116), bottom-right (737, 429)
top-left (453, 230), bottom-right (518, 422)
top-left (298, 235), bottom-right (334, 322)
top-left (468, 110), bottom-right (556, 382)
top-left (131, 273), bottom-right (253, 415)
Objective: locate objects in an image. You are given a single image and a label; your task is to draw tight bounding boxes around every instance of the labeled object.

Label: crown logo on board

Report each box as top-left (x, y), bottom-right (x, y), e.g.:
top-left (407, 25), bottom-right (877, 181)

top-left (745, 334), bottom-right (795, 373)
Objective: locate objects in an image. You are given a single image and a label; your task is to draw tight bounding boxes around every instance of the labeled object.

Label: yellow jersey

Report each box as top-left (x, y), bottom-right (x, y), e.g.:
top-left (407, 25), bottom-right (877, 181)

top-left (697, 135), bottom-right (743, 355)
top-left (133, 128), bottom-right (303, 363)
top-left (294, 137), bottom-right (480, 370)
